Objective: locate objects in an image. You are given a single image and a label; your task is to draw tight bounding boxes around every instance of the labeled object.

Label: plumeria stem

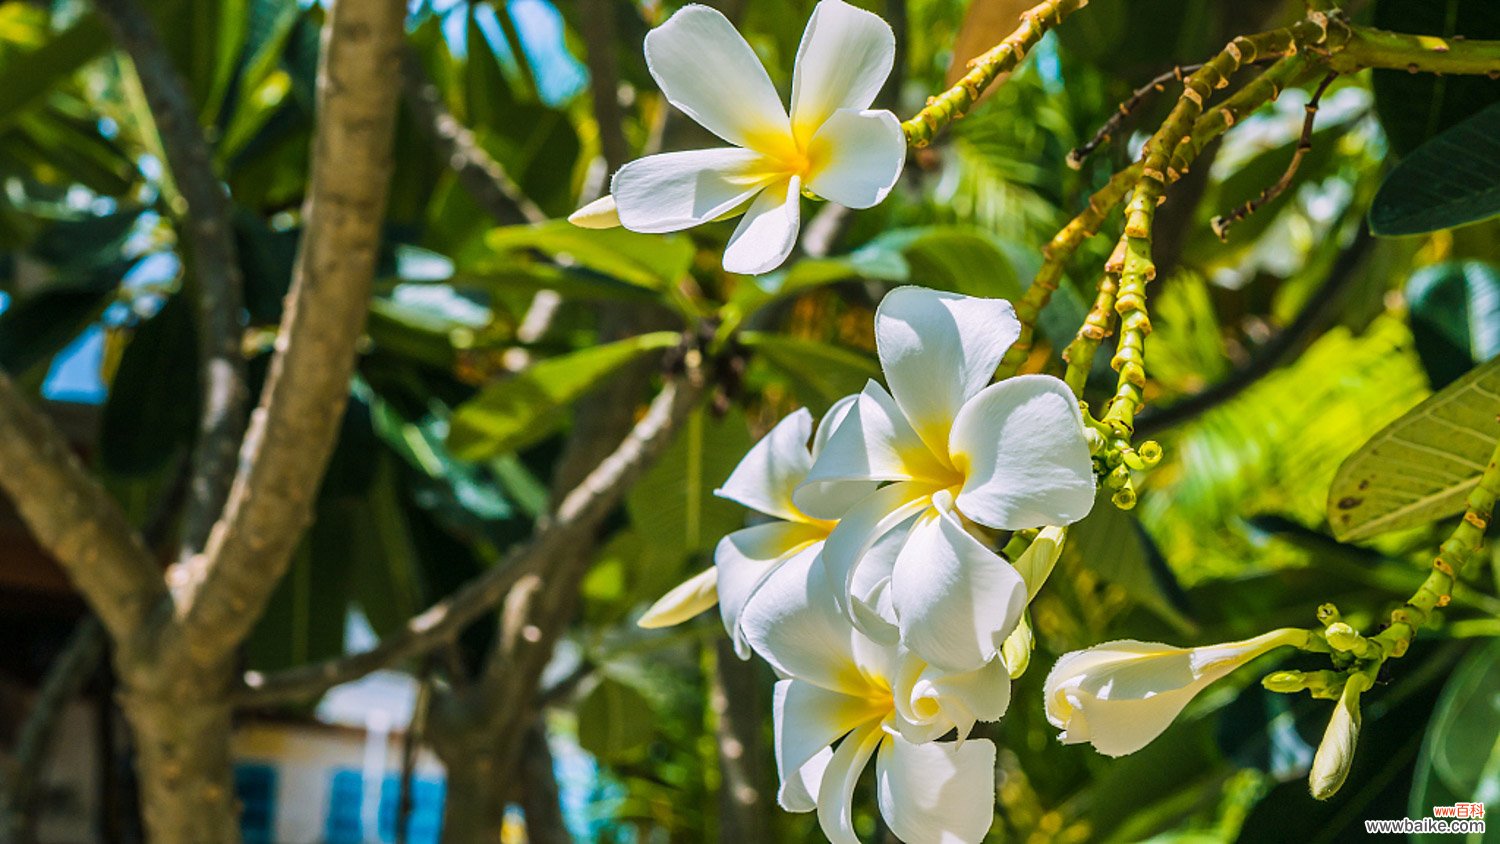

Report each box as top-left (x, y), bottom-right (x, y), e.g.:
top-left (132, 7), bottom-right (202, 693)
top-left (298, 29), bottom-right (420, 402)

top-left (1370, 436), bottom-right (1500, 659)
top-left (902, 0), bottom-right (1091, 146)
top-left (1003, 56), bottom-right (1312, 383)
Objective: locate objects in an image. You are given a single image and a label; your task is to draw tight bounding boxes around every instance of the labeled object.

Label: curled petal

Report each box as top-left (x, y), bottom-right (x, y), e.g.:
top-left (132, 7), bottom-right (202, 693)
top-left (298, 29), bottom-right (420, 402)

top-left (876, 287), bottom-right (1020, 459)
top-left (790, 0), bottom-right (895, 143)
top-left (613, 148), bottom-right (774, 233)
top-left (773, 680), bottom-right (884, 811)
top-left (815, 722), bottom-right (884, 844)
top-left (716, 408), bottom-right (815, 522)
top-left (815, 481), bottom-right (932, 619)
top-left (724, 176), bottom-right (802, 275)
top-left (875, 734), bottom-right (996, 844)
top-left (638, 566), bottom-right (717, 629)
top-left (806, 109), bottom-right (906, 209)
top-left (895, 656), bottom-right (1012, 743)
top-left (644, 4), bottom-right (791, 150)
top-left (890, 492), bottom-right (1027, 673)
top-left (951, 375), bottom-right (1095, 530)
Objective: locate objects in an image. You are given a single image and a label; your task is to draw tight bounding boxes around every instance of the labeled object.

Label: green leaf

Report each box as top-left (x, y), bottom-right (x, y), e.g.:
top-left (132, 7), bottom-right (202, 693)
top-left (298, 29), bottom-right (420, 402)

top-left (0, 13), bottom-right (108, 131)
top-left (446, 331), bottom-right (680, 460)
top-left (1409, 641), bottom-right (1500, 829)
top-left (1406, 261), bottom-right (1500, 388)
top-left (99, 294), bottom-right (199, 475)
top-left (483, 222), bottom-right (694, 291)
top-left (1370, 102), bottom-right (1500, 236)
top-left (1066, 502), bottom-right (1195, 635)
top-left (1372, 0), bottom-right (1500, 157)
top-left (740, 331), bottom-right (879, 414)
top-left (1327, 356), bottom-right (1500, 541)
top-left (577, 677), bottom-right (656, 761)
top-left (626, 405), bottom-right (751, 566)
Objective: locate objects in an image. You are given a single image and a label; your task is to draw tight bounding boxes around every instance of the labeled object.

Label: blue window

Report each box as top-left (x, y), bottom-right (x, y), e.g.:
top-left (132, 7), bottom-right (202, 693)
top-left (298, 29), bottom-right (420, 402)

top-left (234, 763), bottom-right (277, 844)
top-left (326, 768), bottom-right (445, 844)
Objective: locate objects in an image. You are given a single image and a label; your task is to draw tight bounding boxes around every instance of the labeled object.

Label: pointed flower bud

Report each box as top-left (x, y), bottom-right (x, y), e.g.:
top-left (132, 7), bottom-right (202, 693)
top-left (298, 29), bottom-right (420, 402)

top-left (1310, 672), bottom-right (1371, 800)
top-left (1044, 628), bottom-right (1310, 757)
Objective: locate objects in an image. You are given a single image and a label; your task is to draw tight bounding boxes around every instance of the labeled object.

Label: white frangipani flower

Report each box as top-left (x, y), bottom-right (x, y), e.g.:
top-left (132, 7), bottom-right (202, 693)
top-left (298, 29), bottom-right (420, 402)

top-left (799, 286), bottom-right (1096, 673)
top-left (639, 399), bottom-right (872, 657)
top-left (742, 548), bottom-right (1004, 844)
top-left (567, 0), bottom-right (906, 275)
top-left (1043, 628), bottom-right (1311, 757)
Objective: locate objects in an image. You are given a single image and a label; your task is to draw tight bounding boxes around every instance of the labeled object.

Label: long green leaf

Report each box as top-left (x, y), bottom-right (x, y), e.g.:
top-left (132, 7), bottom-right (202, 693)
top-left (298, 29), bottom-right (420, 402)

top-left (446, 331), bottom-right (680, 460)
top-left (1370, 102), bottom-right (1500, 236)
top-left (1327, 357), bottom-right (1500, 541)
top-left (483, 222), bottom-right (694, 291)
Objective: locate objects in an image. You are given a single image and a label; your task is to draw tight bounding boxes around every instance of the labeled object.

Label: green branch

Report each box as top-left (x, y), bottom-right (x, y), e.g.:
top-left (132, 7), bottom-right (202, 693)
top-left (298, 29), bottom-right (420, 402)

top-left (901, 0), bottom-right (1090, 146)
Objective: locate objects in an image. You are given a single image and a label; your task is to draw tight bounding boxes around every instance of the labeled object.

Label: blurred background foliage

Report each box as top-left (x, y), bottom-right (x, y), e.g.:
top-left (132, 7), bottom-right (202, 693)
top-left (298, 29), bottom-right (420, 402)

top-left (5, 0), bottom-right (1500, 839)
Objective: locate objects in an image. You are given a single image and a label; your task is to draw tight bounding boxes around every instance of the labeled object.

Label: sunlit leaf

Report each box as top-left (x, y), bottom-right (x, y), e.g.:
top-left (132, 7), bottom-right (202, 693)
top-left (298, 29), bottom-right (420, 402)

top-left (447, 330), bottom-right (680, 460)
top-left (1327, 356), bottom-right (1500, 541)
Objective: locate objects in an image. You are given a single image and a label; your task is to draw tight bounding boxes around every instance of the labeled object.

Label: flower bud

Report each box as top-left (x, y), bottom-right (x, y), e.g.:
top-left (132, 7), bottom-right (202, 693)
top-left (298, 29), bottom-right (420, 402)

top-left (1323, 622), bottom-right (1364, 653)
top-left (1261, 670), bottom-right (1309, 694)
top-left (1044, 628), bottom-right (1309, 757)
top-left (1011, 527), bottom-right (1066, 601)
top-left (567, 194), bottom-right (622, 229)
top-left (1310, 673), bottom-right (1371, 800)
top-left (1001, 613), bottom-right (1033, 679)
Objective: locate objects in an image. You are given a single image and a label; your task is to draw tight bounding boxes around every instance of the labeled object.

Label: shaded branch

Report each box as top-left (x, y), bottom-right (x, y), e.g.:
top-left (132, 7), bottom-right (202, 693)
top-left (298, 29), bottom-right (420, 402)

top-left (0, 617), bottom-right (107, 842)
top-left (578, 0), bottom-right (630, 175)
top-left (237, 373), bottom-right (703, 705)
top-left (400, 49), bottom-right (545, 226)
top-left (1135, 225), bottom-right (1373, 438)
top-left (0, 379), bottom-right (165, 641)
top-left (174, 0), bottom-right (407, 659)
top-left (94, 0), bottom-right (249, 563)
top-left (1069, 63), bottom-right (1205, 169)
top-left (1211, 72), bottom-right (1337, 240)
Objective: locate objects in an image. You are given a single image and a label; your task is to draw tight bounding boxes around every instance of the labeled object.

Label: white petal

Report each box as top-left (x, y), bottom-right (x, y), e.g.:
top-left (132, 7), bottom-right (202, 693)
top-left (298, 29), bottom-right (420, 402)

top-left (780, 745), bottom-right (832, 812)
top-left (716, 408), bottom-right (815, 522)
top-left (797, 381), bottom-right (948, 519)
top-left (716, 522), bottom-right (826, 657)
top-left (951, 375), bottom-right (1096, 530)
top-left (815, 481), bottom-right (932, 619)
top-left (875, 735), bottom-right (996, 844)
top-left (644, 4), bottom-right (791, 150)
top-left (812, 393), bottom-right (860, 457)
top-left (568, 194), bottom-right (621, 228)
top-left (876, 287), bottom-right (1020, 459)
top-left (637, 567), bottom-right (717, 629)
top-left (816, 722), bottom-right (884, 844)
top-left (806, 109), bottom-right (906, 209)
top-left (724, 176), bottom-right (802, 275)
top-left (795, 394), bottom-right (880, 518)
top-left (740, 546), bottom-right (866, 695)
top-left (890, 494), bottom-right (1027, 672)
top-left (789, 0), bottom-right (895, 144)
top-left (846, 511), bottom-right (916, 644)
top-left (1012, 526), bottom-right (1067, 601)
top-left (612, 148), bottom-right (775, 233)
top-left (774, 680), bottom-right (885, 811)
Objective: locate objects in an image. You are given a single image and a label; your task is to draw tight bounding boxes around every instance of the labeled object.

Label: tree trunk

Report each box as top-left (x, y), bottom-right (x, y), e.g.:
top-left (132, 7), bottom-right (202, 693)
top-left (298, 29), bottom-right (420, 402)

top-left (438, 753), bottom-right (510, 844)
top-left (116, 660), bottom-right (240, 844)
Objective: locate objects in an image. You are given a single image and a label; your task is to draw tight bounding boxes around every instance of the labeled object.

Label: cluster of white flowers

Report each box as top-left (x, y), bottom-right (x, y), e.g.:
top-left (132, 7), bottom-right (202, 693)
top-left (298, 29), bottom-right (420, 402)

top-left (645, 284), bottom-right (1097, 841)
top-left (590, 3), bottom-right (1310, 840)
